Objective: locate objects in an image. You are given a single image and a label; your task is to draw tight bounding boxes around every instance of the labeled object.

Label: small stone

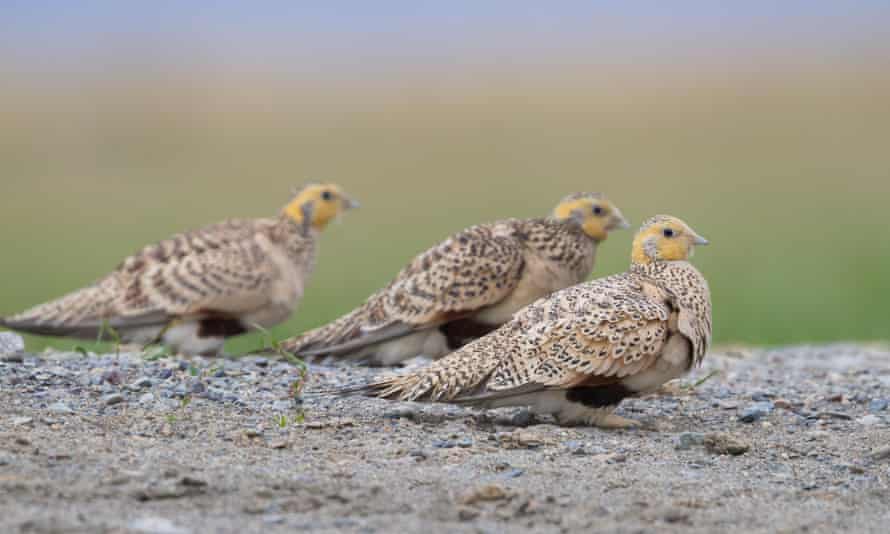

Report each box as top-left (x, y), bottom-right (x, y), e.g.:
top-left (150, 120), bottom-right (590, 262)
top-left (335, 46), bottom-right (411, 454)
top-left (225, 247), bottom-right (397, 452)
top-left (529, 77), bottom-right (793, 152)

top-left (432, 439), bottom-right (456, 449)
top-left (674, 432), bottom-right (706, 450)
top-left (178, 361), bottom-right (189, 371)
top-left (139, 393), bottom-right (155, 404)
top-left (101, 368), bottom-right (124, 385)
top-left (157, 368), bottom-right (173, 380)
top-left (460, 484), bottom-right (510, 505)
top-left (457, 507), bottom-right (480, 521)
top-left (738, 401), bottom-right (773, 423)
top-left (254, 357), bottom-right (269, 368)
top-left (0, 332), bottom-right (25, 355)
top-left (103, 393), bottom-right (125, 406)
top-left (704, 433), bottom-right (750, 455)
top-left (1, 353), bottom-right (24, 363)
top-left (868, 399), bottom-right (888, 413)
top-left (383, 406), bottom-right (418, 421)
top-left (189, 381), bottom-right (206, 394)
top-left (497, 429), bottom-right (552, 449)
top-left (409, 449), bottom-right (429, 460)
top-left (494, 409), bottom-right (536, 427)
top-left (272, 400), bottom-right (292, 411)
top-left (131, 377), bottom-right (153, 389)
top-left (456, 438), bottom-right (473, 448)
top-left (128, 517), bottom-right (191, 534)
top-left (773, 399), bottom-right (793, 410)
top-left (868, 446), bottom-right (890, 461)
top-left (503, 468), bottom-right (524, 478)
top-left (269, 439), bottom-right (288, 449)
top-left (262, 515), bottom-right (285, 525)
top-left (48, 402), bottom-right (75, 414)
top-left (857, 414), bottom-right (881, 426)
top-left (206, 388), bottom-right (225, 402)
top-left (12, 417), bottom-right (33, 426)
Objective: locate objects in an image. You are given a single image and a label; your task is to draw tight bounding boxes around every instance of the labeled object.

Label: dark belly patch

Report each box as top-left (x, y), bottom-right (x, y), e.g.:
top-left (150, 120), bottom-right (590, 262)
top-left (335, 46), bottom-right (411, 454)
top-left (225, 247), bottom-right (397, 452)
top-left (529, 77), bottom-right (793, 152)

top-left (197, 317), bottom-right (247, 338)
top-left (439, 318), bottom-right (499, 350)
top-left (566, 383), bottom-right (633, 408)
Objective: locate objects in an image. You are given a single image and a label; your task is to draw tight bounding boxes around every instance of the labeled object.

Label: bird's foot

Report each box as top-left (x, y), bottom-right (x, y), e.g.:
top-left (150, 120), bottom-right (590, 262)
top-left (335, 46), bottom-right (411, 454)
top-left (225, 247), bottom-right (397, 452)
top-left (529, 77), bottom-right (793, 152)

top-left (593, 413), bottom-right (643, 429)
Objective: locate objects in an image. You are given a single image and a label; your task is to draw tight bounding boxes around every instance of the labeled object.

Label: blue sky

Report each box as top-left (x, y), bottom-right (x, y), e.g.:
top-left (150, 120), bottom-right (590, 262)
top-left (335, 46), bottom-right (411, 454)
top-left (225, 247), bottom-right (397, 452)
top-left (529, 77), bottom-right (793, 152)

top-left (2, 2), bottom-right (888, 72)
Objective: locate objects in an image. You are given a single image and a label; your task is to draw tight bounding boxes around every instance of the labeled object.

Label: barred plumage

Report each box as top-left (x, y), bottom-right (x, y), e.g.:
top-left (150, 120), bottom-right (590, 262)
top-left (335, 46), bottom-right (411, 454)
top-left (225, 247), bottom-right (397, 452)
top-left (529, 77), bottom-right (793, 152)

top-left (1, 183), bottom-right (357, 355)
top-left (279, 193), bottom-right (629, 365)
top-left (338, 215), bottom-right (712, 428)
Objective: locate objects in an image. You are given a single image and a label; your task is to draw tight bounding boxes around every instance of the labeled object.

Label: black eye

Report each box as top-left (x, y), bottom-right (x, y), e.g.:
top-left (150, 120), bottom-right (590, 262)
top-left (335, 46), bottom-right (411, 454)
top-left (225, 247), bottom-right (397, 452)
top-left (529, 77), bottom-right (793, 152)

top-left (663, 228), bottom-right (675, 237)
top-left (321, 191), bottom-right (333, 201)
top-left (592, 205), bottom-right (604, 215)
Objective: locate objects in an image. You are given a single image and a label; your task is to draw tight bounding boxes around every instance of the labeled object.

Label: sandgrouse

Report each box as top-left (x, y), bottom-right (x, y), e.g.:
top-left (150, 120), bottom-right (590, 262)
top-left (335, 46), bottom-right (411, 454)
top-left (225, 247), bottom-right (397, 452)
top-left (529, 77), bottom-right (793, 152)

top-left (336, 215), bottom-right (711, 428)
top-left (278, 193), bottom-right (629, 365)
top-left (1, 183), bottom-right (358, 356)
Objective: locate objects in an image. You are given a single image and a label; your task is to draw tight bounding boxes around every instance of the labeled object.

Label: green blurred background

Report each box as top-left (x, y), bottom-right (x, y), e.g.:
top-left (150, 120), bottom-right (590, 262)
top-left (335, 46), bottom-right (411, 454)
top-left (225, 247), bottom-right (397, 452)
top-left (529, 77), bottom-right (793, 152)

top-left (1, 3), bottom-right (888, 352)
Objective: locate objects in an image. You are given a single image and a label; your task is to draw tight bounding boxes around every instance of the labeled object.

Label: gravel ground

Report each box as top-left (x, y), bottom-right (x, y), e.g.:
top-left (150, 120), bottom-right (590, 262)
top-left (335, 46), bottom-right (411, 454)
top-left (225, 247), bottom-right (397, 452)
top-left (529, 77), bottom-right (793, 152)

top-left (2, 337), bottom-right (890, 534)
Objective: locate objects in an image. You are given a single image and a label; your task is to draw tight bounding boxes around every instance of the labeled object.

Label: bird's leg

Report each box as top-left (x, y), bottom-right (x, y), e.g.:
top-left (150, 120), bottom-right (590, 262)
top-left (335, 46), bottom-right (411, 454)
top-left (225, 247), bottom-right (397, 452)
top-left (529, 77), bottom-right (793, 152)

top-left (555, 403), bottom-right (642, 429)
top-left (592, 413), bottom-right (642, 429)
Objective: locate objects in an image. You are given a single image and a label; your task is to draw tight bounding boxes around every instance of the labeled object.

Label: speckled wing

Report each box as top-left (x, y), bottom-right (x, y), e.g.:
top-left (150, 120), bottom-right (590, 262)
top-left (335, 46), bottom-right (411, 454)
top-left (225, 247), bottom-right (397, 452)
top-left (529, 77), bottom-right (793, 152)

top-left (664, 265), bottom-right (712, 365)
top-left (2, 219), bottom-right (283, 336)
top-left (356, 273), bottom-right (673, 403)
top-left (291, 223), bottom-right (525, 356)
top-left (381, 223), bottom-right (526, 326)
top-left (487, 274), bottom-right (671, 392)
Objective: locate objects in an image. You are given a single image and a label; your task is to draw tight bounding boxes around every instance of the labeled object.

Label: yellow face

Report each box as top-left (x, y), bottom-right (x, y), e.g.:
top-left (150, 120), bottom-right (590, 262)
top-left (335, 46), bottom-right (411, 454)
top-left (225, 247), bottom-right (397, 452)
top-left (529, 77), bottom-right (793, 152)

top-left (552, 195), bottom-right (630, 241)
top-left (283, 183), bottom-right (358, 230)
top-left (631, 215), bottom-right (709, 264)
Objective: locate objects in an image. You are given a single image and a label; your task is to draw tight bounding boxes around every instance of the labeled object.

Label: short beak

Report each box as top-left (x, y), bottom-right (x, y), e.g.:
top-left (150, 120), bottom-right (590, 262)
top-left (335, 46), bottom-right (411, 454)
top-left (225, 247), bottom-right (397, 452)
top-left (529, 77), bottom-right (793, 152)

top-left (692, 234), bottom-right (709, 246)
top-left (612, 210), bottom-right (631, 230)
top-left (344, 197), bottom-right (360, 210)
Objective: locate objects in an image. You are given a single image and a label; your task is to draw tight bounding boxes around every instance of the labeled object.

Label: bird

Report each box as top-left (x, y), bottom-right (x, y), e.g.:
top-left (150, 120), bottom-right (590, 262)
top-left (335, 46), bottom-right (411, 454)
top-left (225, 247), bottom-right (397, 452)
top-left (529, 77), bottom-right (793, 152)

top-left (0, 183), bottom-right (358, 356)
top-left (278, 192), bottom-right (629, 366)
top-left (334, 215), bottom-right (711, 428)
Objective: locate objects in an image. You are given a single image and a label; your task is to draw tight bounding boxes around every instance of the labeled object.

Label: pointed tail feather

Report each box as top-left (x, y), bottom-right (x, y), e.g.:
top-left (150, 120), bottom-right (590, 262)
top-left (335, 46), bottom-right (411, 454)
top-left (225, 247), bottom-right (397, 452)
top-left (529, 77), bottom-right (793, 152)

top-left (276, 291), bottom-right (403, 357)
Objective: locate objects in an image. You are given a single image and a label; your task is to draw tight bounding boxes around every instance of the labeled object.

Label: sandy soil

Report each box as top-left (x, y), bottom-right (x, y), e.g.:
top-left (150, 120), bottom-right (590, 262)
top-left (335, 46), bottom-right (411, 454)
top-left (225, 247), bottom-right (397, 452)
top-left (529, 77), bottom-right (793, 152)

top-left (1, 343), bottom-right (889, 533)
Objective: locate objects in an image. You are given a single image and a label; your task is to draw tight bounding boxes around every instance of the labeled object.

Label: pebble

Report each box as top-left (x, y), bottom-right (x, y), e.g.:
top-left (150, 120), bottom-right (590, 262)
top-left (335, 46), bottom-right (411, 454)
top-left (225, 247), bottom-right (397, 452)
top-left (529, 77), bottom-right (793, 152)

top-left (128, 517), bottom-right (192, 534)
top-left (131, 377), bottom-right (154, 389)
top-left (254, 358), bottom-right (269, 368)
top-left (868, 399), bottom-right (888, 413)
top-left (432, 439), bottom-right (457, 449)
top-left (857, 414), bottom-right (881, 426)
top-left (383, 406), bottom-right (419, 421)
top-left (0, 332), bottom-right (25, 355)
top-left (157, 368), bottom-right (173, 380)
top-left (139, 393), bottom-right (155, 404)
top-left (1, 353), bottom-right (25, 363)
top-left (409, 449), bottom-right (429, 460)
top-left (12, 416), bottom-right (33, 426)
top-left (103, 393), bottom-right (125, 406)
top-left (48, 402), bottom-right (75, 414)
top-left (272, 400), bottom-right (293, 411)
top-left (460, 484), bottom-right (510, 505)
top-left (674, 432), bottom-right (706, 450)
top-left (494, 409), bottom-right (536, 427)
top-left (738, 401), bottom-right (774, 423)
top-left (869, 446), bottom-right (890, 461)
top-left (704, 433), bottom-right (750, 455)
top-left (101, 368), bottom-right (124, 385)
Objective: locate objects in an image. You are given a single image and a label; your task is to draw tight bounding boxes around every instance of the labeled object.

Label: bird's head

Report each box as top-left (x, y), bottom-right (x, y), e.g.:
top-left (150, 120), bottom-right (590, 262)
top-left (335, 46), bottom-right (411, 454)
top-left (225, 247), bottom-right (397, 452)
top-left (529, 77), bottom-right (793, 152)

top-left (631, 215), bottom-right (709, 265)
top-left (552, 192), bottom-right (630, 241)
top-left (283, 183), bottom-right (359, 231)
